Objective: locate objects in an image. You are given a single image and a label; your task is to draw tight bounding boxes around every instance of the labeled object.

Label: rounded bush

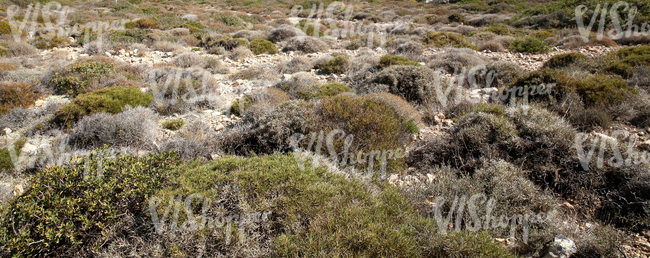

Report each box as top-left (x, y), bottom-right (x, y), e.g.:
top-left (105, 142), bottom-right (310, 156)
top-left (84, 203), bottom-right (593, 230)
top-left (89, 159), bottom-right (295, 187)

top-left (250, 39), bottom-right (278, 55)
top-left (544, 53), bottom-right (589, 69)
top-left (320, 55), bottom-right (350, 74)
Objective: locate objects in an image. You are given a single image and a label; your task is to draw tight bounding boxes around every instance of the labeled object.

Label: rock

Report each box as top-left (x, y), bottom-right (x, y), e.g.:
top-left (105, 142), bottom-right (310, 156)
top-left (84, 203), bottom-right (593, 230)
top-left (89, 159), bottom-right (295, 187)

top-left (544, 235), bottom-right (577, 258)
top-left (214, 124), bottom-right (224, 131)
top-left (0, 183), bottom-right (12, 200)
top-left (13, 184), bottom-right (23, 197)
top-left (387, 174), bottom-right (399, 186)
top-left (21, 143), bottom-right (37, 155)
top-left (210, 153), bottom-right (220, 160)
top-left (3, 128), bottom-right (11, 135)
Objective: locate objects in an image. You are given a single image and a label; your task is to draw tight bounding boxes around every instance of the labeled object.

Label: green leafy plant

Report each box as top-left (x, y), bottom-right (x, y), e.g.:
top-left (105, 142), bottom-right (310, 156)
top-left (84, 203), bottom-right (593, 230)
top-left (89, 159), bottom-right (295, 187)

top-left (509, 37), bottom-right (550, 53)
top-left (320, 55), bottom-right (350, 74)
top-left (378, 55), bottom-right (420, 69)
top-left (162, 119), bottom-right (185, 131)
top-left (0, 149), bottom-right (180, 257)
top-left (0, 82), bottom-right (41, 114)
top-left (422, 32), bottom-right (478, 50)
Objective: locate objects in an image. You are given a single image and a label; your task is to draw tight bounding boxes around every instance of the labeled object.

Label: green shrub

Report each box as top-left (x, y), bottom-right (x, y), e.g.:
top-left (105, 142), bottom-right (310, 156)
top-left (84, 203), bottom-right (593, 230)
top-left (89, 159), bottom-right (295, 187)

top-left (218, 15), bottom-right (241, 27)
top-left (296, 82), bottom-right (352, 100)
top-left (544, 52), bottom-right (588, 69)
top-left (150, 154), bottom-right (511, 257)
top-left (320, 55), bottom-right (350, 74)
top-left (50, 60), bottom-right (115, 96)
top-left (422, 32), bottom-right (478, 50)
top-left (0, 149), bottom-right (180, 257)
top-left (297, 21), bottom-right (324, 37)
top-left (509, 37), bottom-right (549, 53)
top-left (54, 86), bottom-right (153, 127)
top-left (249, 39), bottom-right (278, 55)
top-left (605, 46), bottom-right (650, 78)
top-left (363, 92), bottom-right (423, 133)
top-left (378, 55), bottom-right (420, 69)
top-left (206, 37), bottom-right (249, 51)
top-left (0, 82), bottom-right (41, 114)
top-left (162, 119), bottom-right (185, 131)
top-left (108, 29), bottom-right (148, 43)
top-left (366, 65), bottom-right (448, 106)
top-left (139, 6), bottom-right (159, 14)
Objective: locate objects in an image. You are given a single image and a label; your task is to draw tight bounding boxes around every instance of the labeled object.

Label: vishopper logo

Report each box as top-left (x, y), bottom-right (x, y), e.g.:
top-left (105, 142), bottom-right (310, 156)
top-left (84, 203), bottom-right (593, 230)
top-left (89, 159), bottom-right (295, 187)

top-left (432, 65), bottom-right (553, 114)
top-left (431, 194), bottom-right (556, 244)
top-left (148, 194), bottom-right (270, 242)
top-left (289, 2), bottom-right (389, 49)
top-left (576, 1), bottom-right (650, 42)
top-left (289, 129), bottom-right (406, 177)
top-left (6, 2), bottom-right (130, 43)
top-left (6, 134), bottom-right (73, 172)
top-left (574, 130), bottom-right (650, 171)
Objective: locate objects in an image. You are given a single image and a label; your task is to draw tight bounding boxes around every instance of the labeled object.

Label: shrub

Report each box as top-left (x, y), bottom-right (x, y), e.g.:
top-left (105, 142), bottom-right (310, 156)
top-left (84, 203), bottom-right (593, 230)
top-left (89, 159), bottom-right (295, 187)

top-left (295, 82), bottom-right (352, 100)
top-left (54, 86), bottom-right (153, 127)
top-left (250, 39), bottom-right (278, 55)
top-left (233, 30), bottom-right (269, 42)
top-left (230, 88), bottom-right (290, 117)
top-left (151, 41), bottom-right (185, 52)
top-left (162, 119), bottom-right (184, 131)
top-left (274, 72), bottom-right (320, 98)
top-left (569, 75), bottom-right (637, 105)
top-left (204, 37), bottom-right (249, 51)
top-left (428, 48), bottom-right (487, 75)
top-left (365, 65), bottom-right (447, 105)
top-left (474, 61), bottom-right (526, 88)
top-left (108, 29), bottom-right (148, 44)
top-left (50, 60), bottom-right (116, 96)
top-left (282, 36), bottom-right (329, 53)
top-left (173, 52), bottom-right (205, 68)
top-left (448, 13), bottom-right (465, 23)
top-left (4, 41), bottom-right (37, 57)
top-left (362, 92), bottom-right (423, 131)
top-left (544, 53), bottom-right (589, 69)
top-left (276, 56), bottom-right (313, 74)
top-left (0, 149), bottom-right (180, 257)
top-left (378, 55), bottom-right (420, 69)
top-left (605, 46), bottom-right (650, 78)
top-left (422, 32), bottom-right (477, 50)
top-left (72, 106), bottom-right (160, 149)
top-left (320, 55), bottom-right (350, 74)
top-left (509, 37), bottom-right (550, 53)
top-left (394, 41), bottom-right (424, 57)
top-left (268, 24), bottom-right (306, 43)
top-left (32, 33), bottom-right (70, 49)
top-left (228, 46), bottom-right (254, 61)
top-left (478, 40), bottom-right (505, 52)
top-left (0, 82), bottom-right (41, 115)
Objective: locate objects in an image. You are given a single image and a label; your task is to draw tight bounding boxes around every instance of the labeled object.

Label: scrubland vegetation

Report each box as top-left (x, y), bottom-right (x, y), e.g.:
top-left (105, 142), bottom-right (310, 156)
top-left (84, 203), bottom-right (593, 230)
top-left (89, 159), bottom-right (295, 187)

top-left (0, 0), bottom-right (649, 257)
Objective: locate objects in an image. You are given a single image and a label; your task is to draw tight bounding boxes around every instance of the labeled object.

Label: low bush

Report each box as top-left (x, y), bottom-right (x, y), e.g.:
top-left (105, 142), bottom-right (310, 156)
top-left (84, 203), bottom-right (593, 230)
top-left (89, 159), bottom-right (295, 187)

top-left (448, 13), bottom-right (465, 23)
top-left (50, 60), bottom-right (116, 96)
top-left (394, 41), bottom-right (425, 57)
top-left (173, 52), bottom-right (205, 68)
top-left (276, 56), bottom-right (313, 74)
top-left (228, 46), bottom-right (254, 61)
top-left (362, 92), bottom-right (423, 132)
top-left (0, 149), bottom-right (180, 257)
top-left (268, 24), bottom-right (306, 43)
top-left (377, 55), bottom-right (420, 69)
top-left (4, 41), bottom-right (38, 57)
top-left (203, 37), bottom-right (249, 51)
top-left (544, 53), bottom-right (589, 69)
top-left (295, 82), bottom-right (352, 100)
top-left (249, 39), bottom-right (278, 55)
top-left (365, 65), bottom-right (448, 106)
top-left (230, 88), bottom-right (290, 117)
top-left (54, 86), bottom-right (153, 127)
top-left (474, 61), bottom-right (526, 88)
top-left (320, 55), bottom-right (350, 74)
top-left (72, 106), bottom-right (160, 149)
top-left (428, 48), bottom-right (487, 75)
top-left (478, 40), bottom-right (505, 52)
top-left (162, 119), bottom-right (185, 131)
top-left (282, 36), bottom-right (329, 53)
top-left (509, 37), bottom-right (550, 53)
top-left (605, 46), bottom-right (650, 79)
top-left (32, 33), bottom-right (71, 49)
top-left (422, 32), bottom-right (478, 50)
top-left (0, 82), bottom-right (41, 115)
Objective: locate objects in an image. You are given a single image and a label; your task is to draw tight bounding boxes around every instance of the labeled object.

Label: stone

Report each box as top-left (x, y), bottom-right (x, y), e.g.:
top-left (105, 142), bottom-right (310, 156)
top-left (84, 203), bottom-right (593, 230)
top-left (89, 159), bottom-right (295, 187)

top-left (21, 143), bottom-right (37, 155)
top-left (544, 235), bottom-right (577, 258)
top-left (3, 128), bottom-right (11, 135)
